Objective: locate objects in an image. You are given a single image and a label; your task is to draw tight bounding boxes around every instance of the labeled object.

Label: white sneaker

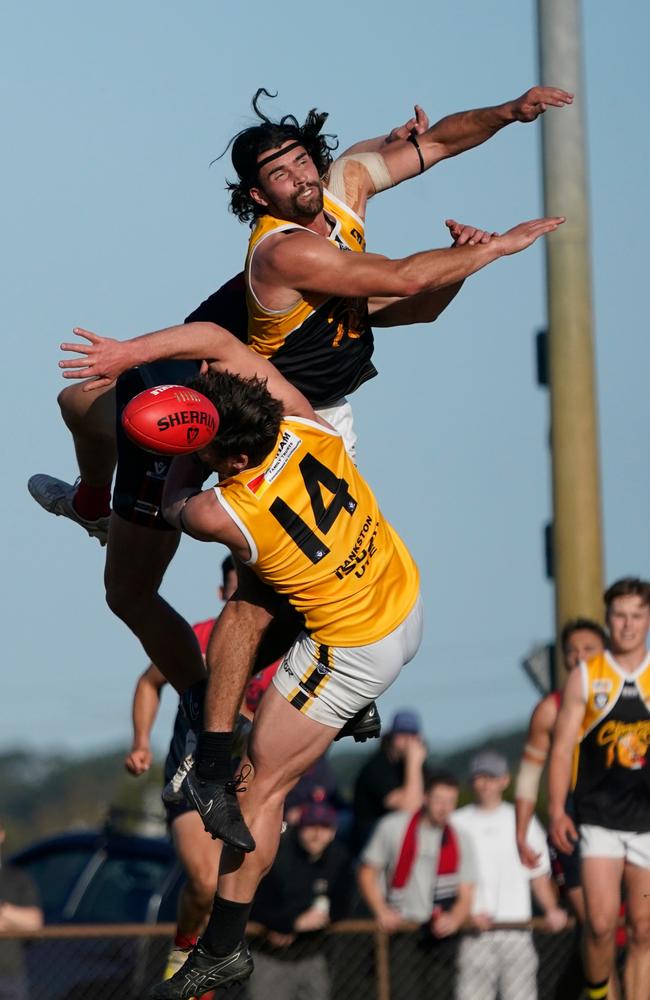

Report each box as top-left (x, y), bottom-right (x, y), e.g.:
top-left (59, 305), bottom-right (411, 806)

top-left (28, 474), bottom-right (110, 546)
top-left (162, 751), bottom-right (195, 804)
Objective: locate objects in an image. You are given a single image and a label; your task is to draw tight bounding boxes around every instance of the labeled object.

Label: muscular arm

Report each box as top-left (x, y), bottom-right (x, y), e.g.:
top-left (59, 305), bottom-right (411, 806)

top-left (61, 322), bottom-right (323, 422)
top-left (377, 87), bottom-right (573, 189)
top-left (257, 215), bottom-right (563, 305)
top-left (368, 219), bottom-right (496, 327)
top-left (369, 282), bottom-right (463, 327)
top-left (125, 664), bottom-right (167, 775)
top-left (548, 667), bottom-right (586, 854)
top-left (514, 694), bottom-right (558, 865)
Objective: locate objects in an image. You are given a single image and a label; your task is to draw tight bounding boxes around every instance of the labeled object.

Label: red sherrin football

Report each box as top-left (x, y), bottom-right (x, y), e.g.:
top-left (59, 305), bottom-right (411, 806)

top-left (121, 384), bottom-right (220, 455)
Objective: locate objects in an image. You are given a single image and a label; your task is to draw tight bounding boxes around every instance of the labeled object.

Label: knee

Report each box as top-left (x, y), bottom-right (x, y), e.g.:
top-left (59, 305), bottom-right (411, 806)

top-left (57, 383), bottom-right (87, 429)
top-left (104, 573), bottom-right (154, 625)
top-left (627, 914), bottom-right (650, 950)
top-left (586, 911), bottom-right (617, 943)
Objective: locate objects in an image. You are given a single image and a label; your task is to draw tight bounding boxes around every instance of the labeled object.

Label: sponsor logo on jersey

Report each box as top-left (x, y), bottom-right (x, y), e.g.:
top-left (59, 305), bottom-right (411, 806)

top-left (597, 719), bottom-right (650, 769)
top-left (594, 692), bottom-right (609, 709)
top-left (593, 679), bottom-right (613, 693)
top-left (335, 515), bottom-right (379, 580)
top-left (246, 430), bottom-right (301, 497)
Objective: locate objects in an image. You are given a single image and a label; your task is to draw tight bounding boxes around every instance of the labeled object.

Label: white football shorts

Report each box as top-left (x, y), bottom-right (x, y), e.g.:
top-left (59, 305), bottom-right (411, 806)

top-left (272, 594), bottom-right (423, 728)
top-left (580, 824), bottom-right (650, 869)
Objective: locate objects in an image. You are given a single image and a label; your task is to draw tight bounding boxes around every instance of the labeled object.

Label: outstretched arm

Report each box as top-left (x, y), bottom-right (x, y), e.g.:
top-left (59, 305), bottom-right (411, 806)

top-left (256, 215), bottom-right (564, 304)
top-left (60, 322), bottom-right (321, 427)
top-left (378, 86), bottom-right (573, 188)
top-left (369, 218), bottom-right (495, 327)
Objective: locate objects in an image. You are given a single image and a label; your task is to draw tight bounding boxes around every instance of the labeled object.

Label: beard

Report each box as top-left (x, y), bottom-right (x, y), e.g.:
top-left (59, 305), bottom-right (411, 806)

top-left (287, 181), bottom-right (324, 218)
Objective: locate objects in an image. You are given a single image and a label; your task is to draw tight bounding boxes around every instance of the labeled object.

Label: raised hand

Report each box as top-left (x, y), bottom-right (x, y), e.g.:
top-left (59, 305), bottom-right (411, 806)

top-left (446, 218), bottom-right (498, 246)
top-left (387, 104), bottom-right (429, 144)
top-left (59, 328), bottom-right (136, 391)
top-left (497, 216), bottom-right (565, 255)
top-left (510, 86), bottom-right (573, 123)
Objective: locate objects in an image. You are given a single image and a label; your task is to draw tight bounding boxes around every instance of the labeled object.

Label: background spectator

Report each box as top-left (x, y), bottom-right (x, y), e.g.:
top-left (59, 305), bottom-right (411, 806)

top-left (452, 750), bottom-right (567, 1000)
top-left (284, 754), bottom-right (341, 826)
top-left (352, 709), bottom-right (428, 852)
top-left (358, 771), bottom-right (475, 1000)
top-left (248, 803), bottom-right (353, 1000)
top-left (0, 824), bottom-right (43, 1000)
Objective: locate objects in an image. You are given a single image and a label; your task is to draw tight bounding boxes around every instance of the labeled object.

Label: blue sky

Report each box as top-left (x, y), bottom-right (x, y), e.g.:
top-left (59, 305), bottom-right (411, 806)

top-left (4, 1), bottom-right (648, 757)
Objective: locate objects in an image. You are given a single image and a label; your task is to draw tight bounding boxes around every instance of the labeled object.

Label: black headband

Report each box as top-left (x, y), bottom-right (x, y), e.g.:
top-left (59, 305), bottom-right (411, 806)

top-left (256, 140), bottom-right (302, 171)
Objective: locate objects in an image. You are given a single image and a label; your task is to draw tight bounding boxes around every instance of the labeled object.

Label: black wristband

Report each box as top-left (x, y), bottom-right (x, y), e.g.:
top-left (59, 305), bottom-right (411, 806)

top-left (407, 131), bottom-right (425, 174)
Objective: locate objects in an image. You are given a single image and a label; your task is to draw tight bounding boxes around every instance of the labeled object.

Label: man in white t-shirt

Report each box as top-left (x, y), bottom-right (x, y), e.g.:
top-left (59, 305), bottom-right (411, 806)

top-left (452, 750), bottom-right (567, 1000)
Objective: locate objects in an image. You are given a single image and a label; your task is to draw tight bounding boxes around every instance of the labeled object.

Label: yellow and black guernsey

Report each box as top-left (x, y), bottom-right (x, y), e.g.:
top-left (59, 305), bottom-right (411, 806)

top-left (573, 651), bottom-right (650, 831)
top-left (245, 190), bottom-right (377, 407)
top-left (213, 416), bottom-right (419, 647)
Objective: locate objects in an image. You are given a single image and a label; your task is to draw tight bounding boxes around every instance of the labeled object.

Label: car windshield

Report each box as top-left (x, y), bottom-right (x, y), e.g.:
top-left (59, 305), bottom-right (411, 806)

top-left (18, 847), bottom-right (96, 922)
top-left (70, 855), bottom-right (171, 923)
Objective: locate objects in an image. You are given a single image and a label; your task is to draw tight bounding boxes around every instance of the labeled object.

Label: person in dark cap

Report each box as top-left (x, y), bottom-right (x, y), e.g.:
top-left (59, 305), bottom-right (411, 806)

top-left (351, 709), bottom-right (429, 853)
top-left (248, 802), bottom-right (353, 1000)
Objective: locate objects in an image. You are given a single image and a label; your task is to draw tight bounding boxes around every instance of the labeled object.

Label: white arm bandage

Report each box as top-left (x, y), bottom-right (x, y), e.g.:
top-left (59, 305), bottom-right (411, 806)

top-left (327, 153), bottom-right (394, 200)
top-left (514, 756), bottom-right (544, 804)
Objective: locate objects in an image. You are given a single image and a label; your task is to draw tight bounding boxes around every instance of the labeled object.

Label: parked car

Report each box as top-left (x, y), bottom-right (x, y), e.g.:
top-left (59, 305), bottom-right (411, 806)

top-left (8, 812), bottom-right (183, 1000)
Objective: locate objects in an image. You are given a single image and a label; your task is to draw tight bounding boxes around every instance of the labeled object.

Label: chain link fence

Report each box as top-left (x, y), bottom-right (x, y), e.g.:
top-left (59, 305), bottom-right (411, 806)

top-left (0, 919), bottom-right (585, 1000)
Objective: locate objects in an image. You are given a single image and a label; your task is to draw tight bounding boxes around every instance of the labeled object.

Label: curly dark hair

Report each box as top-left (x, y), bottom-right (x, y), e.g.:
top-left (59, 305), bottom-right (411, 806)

top-left (219, 88), bottom-right (339, 224)
top-left (190, 369), bottom-right (283, 468)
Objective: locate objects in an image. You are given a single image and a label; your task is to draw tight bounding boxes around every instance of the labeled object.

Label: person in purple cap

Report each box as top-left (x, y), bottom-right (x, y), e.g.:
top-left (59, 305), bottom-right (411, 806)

top-left (351, 709), bottom-right (429, 852)
top-left (247, 802), bottom-right (353, 1000)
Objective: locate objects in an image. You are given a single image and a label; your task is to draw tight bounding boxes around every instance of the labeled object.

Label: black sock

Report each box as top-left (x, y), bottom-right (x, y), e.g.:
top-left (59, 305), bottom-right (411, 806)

top-left (201, 895), bottom-right (252, 956)
top-left (584, 978), bottom-right (608, 999)
top-left (196, 731), bottom-right (233, 781)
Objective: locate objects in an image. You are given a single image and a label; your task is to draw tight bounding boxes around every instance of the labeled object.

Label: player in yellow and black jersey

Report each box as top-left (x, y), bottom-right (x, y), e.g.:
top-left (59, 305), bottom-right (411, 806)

top-left (224, 86), bottom-right (571, 457)
top-left (549, 578), bottom-right (650, 1000)
top-left (147, 328), bottom-right (423, 1000)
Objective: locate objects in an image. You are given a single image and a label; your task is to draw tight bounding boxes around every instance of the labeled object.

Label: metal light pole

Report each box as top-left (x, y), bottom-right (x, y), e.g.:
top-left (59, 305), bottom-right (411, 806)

top-left (537, 0), bottom-right (604, 681)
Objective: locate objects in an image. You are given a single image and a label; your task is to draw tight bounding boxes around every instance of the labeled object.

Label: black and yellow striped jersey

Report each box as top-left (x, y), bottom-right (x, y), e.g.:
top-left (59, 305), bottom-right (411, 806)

top-left (245, 190), bottom-right (377, 407)
top-left (573, 651), bottom-right (650, 831)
